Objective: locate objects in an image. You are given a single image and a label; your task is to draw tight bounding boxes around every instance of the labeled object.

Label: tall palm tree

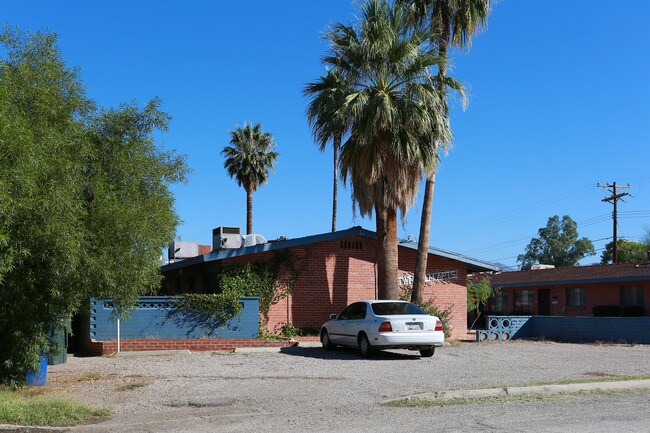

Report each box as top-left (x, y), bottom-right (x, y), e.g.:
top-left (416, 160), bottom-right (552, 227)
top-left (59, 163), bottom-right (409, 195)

top-left (400, 0), bottom-right (491, 302)
top-left (322, 0), bottom-right (462, 299)
top-left (222, 122), bottom-right (278, 235)
top-left (304, 68), bottom-right (352, 232)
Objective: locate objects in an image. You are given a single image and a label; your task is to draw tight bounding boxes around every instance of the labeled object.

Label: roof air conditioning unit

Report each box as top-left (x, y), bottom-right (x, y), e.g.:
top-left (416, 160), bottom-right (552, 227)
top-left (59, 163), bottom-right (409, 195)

top-left (213, 226), bottom-right (243, 250)
top-left (168, 241), bottom-right (199, 260)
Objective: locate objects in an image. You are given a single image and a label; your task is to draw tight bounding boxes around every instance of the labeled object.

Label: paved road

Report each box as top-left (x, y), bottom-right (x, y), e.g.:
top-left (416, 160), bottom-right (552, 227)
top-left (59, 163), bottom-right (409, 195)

top-left (42, 341), bottom-right (649, 432)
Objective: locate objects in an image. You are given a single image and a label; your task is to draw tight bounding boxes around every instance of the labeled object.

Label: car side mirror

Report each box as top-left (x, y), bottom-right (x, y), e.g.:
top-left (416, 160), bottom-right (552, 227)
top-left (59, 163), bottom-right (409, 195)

top-left (330, 314), bottom-right (338, 319)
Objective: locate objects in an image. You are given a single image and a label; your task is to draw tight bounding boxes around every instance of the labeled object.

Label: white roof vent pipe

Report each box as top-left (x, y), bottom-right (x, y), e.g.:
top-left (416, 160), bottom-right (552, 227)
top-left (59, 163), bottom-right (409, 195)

top-left (243, 234), bottom-right (268, 247)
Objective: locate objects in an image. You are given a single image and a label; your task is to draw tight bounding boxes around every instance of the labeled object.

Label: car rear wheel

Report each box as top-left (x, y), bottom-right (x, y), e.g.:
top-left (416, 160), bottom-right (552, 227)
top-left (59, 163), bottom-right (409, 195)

top-left (321, 329), bottom-right (335, 350)
top-left (419, 347), bottom-right (435, 357)
top-left (358, 333), bottom-right (373, 358)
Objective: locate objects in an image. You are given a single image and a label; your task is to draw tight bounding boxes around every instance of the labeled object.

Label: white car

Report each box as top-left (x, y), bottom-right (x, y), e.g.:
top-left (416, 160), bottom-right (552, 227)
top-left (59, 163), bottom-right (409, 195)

top-left (320, 300), bottom-right (444, 357)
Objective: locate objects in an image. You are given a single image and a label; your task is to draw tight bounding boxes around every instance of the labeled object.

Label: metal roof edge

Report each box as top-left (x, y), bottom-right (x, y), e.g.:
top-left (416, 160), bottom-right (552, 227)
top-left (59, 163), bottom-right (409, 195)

top-left (398, 241), bottom-right (499, 272)
top-left (491, 274), bottom-right (650, 289)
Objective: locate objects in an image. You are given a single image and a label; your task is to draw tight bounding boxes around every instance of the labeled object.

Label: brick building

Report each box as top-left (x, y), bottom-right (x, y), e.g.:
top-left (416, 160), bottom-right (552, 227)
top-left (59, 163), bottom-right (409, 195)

top-left (160, 226), bottom-right (498, 339)
top-left (485, 262), bottom-right (650, 316)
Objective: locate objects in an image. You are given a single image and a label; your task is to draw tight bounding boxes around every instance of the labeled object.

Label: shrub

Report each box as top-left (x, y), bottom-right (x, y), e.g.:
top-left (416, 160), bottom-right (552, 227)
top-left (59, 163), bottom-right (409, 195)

top-left (620, 305), bottom-right (645, 317)
top-left (592, 305), bottom-right (621, 317)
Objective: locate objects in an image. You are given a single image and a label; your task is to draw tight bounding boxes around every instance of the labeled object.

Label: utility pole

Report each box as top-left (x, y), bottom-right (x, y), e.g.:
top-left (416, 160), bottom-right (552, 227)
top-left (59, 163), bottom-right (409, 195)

top-left (597, 182), bottom-right (630, 264)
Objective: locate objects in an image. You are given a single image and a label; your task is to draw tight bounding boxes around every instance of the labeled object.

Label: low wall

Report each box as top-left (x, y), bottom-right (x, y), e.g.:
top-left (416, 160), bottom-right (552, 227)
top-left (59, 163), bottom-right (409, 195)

top-left (87, 338), bottom-right (295, 356)
top-left (90, 296), bottom-right (259, 341)
top-left (478, 316), bottom-right (650, 344)
top-left (532, 316), bottom-right (650, 344)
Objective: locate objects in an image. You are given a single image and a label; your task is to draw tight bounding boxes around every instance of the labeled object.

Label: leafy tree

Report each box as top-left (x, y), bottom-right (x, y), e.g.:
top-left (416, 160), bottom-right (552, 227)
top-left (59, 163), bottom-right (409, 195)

top-left (467, 276), bottom-right (493, 312)
top-left (222, 122), bottom-right (278, 235)
top-left (517, 215), bottom-right (595, 268)
top-left (399, 0), bottom-right (492, 303)
top-left (0, 28), bottom-right (187, 386)
top-left (600, 239), bottom-right (650, 264)
top-left (304, 68), bottom-right (352, 232)
top-left (320, 0), bottom-right (463, 299)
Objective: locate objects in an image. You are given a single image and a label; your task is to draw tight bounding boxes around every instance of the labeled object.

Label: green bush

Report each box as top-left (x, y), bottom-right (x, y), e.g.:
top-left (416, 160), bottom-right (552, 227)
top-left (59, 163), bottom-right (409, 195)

top-left (417, 300), bottom-right (453, 339)
top-left (592, 305), bottom-right (621, 317)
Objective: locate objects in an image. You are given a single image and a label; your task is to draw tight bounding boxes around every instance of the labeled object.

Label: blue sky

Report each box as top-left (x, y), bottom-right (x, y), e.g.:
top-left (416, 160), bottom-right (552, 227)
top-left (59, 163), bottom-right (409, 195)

top-left (5, 1), bottom-right (650, 270)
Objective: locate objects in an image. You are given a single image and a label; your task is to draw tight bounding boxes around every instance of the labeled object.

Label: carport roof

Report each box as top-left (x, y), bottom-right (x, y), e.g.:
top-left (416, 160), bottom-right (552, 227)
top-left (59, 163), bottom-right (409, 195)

top-left (161, 226), bottom-right (499, 273)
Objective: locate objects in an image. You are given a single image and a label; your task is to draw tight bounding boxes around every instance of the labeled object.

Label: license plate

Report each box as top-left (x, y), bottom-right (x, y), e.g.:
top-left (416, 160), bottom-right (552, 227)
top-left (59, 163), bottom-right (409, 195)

top-left (406, 322), bottom-right (422, 331)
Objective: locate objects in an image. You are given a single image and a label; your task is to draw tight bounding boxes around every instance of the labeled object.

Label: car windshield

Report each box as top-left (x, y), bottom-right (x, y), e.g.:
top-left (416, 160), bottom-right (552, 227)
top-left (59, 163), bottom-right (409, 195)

top-left (371, 302), bottom-right (427, 316)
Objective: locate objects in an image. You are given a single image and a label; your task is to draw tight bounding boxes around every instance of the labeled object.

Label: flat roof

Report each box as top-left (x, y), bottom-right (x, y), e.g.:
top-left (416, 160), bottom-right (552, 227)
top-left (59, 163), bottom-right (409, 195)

top-left (161, 226), bottom-right (499, 273)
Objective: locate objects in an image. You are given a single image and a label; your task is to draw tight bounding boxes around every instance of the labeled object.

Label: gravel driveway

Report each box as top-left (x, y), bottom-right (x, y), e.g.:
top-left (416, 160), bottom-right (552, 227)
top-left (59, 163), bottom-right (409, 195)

top-left (45, 341), bottom-right (650, 432)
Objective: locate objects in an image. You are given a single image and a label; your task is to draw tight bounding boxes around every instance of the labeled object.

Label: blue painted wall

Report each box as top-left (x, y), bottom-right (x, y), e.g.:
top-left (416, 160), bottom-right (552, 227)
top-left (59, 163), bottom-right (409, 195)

top-left (90, 296), bottom-right (259, 341)
top-left (481, 315), bottom-right (650, 344)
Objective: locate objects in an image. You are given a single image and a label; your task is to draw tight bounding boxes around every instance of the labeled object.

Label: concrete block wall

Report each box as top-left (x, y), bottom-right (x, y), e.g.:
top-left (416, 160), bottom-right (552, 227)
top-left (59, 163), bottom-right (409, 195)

top-left (480, 315), bottom-right (650, 344)
top-left (90, 296), bottom-right (259, 341)
top-left (533, 316), bottom-right (650, 344)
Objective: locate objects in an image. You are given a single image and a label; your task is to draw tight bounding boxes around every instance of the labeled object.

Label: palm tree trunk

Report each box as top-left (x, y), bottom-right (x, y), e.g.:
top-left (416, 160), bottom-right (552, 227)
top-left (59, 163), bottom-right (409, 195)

top-left (246, 186), bottom-right (253, 235)
top-left (412, 29), bottom-right (449, 303)
top-left (384, 207), bottom-right (400, 300)
top-left (375, 203), bottom-right (387, 299)
top-left (411, 169), bottom-right (436, 303)
top-left (332, 135), bottom-right (340, 232)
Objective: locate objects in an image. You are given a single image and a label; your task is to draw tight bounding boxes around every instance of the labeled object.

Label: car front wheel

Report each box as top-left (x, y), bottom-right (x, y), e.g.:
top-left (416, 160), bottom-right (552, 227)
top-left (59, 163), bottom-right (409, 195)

top-left (358, 333), bottom-right (373, 358)
top-left (419, 347), bottom-right (435, 357)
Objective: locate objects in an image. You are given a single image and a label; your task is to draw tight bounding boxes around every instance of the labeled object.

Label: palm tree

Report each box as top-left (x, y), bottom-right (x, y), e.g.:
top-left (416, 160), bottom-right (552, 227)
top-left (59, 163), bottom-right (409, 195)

top-left (400, 0), bottom-right (492, 303)
top-left (322, 0), bottom-right (462, 299)
top-left (222, 122), bottom-right (278, 235)
top-left (304, 68), bottom-right (352, 232)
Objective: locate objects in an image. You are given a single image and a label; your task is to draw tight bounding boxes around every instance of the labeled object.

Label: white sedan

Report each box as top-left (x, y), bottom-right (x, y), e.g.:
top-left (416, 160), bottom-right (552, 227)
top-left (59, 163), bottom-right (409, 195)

top-left (320, 300), bottom-right (444, 357)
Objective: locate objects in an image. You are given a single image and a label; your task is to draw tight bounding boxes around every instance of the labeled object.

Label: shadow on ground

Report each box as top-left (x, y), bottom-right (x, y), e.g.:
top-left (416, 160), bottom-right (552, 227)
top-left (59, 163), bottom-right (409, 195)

top-left (279, 346), bottom-right (423, 361)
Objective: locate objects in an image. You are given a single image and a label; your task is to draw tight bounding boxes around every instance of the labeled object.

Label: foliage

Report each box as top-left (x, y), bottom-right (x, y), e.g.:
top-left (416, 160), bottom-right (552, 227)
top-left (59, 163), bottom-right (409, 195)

top-left (0, 389), bottom-right (109, 426)
top-left (398, 0), bottom-right (493, 304)
top-left (177, 252), bottom-right (298, 330)
top-left (467, 277), bottom-right (493, 312)
top-left (318, 0), bottom-right (464, 298)
top-left (517, 215), bottom-right (595, 268)
top-left (222, 122), bottom-right (278, 234)
top-left (600, 239), bottom-right (650, 264)
top-left (593, 305), bottom-right (645, 317)
top-left (0, 28), bottom-right (187, 386)
top-left (304, 68), bottom-right (353, 232)
top-left (418, 299), bottom-right (453, 339)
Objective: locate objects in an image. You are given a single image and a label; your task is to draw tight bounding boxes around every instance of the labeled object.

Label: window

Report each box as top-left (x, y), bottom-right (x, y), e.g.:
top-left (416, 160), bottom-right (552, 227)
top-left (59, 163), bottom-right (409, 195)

top-left (566, 287), bottom-right (585, 308)
top-left (513, 290), bottom-right (534, 312)
top-left (620, 285), bottom-right (645, 306)
top-left (371, 302), bottom-right (427, 316)
top-left (489, 292), bottom-right (507, 313)
top-left (338, 302), bottom-right (367, 320)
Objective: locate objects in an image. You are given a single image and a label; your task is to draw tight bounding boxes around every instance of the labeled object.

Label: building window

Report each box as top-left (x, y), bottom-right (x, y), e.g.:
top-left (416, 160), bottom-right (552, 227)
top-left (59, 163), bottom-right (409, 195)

top-left (513, 290), bottom-right (534, 312)
top-left (489, 292), bottom-right (507, 313)
top-left (566, 287), bottom-right (585, 307)
top-left (620, 285), bottom-right (644, 306)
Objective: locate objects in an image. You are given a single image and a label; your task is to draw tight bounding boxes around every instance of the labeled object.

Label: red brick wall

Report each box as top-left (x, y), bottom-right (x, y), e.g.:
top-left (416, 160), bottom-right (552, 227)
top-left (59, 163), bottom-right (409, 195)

top-left (162, 235), bottom-right (472, 340)
top-left (89, 338), bottom-right (296, 356)
top-left (491, 282), bottom-right (649, 316)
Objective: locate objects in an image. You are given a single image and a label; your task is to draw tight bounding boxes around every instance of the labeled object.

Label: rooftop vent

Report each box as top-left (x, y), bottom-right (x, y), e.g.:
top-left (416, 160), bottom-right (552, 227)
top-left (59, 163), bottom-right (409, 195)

top-left (212, 226), bottom-right (243, 250)
top-left (530, 264), bottom-right (555, 270)
top-left (243, 234), bottom-right (268, 247)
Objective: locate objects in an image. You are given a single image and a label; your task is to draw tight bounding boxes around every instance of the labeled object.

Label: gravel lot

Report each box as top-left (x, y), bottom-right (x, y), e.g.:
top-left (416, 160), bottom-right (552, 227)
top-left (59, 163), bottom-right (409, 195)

top-left (44, 341), bottom-right (650, 432)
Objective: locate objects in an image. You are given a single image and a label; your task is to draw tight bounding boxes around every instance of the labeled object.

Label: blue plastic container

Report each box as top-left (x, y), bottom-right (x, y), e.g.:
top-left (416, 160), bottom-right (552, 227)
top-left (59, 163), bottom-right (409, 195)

top-left (26, 355), bottom-right (48, 386)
